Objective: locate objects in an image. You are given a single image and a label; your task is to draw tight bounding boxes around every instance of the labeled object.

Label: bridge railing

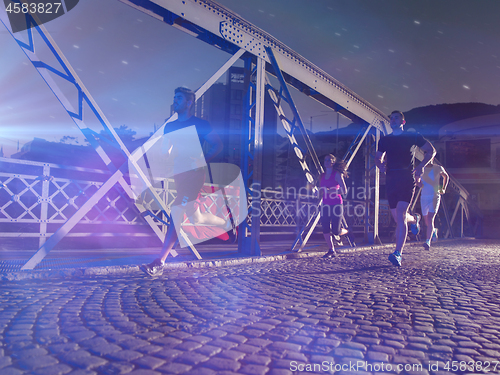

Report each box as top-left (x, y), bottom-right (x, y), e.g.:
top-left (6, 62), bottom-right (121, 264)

top-left (1, 157), bottom-right (393, 250)
top-left (0, 157), bottom-right (146, 248)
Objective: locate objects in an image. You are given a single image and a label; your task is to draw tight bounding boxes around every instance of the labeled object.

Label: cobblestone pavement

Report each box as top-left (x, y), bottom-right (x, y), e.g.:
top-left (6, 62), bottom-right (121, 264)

top-left (1, 239), bottom-right (500, 375)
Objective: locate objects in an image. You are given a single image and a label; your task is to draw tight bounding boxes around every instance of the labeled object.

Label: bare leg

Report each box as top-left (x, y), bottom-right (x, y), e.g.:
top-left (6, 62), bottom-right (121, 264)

top-left (390, 201), bottom-right (411, 255)
top-left (159, 224), bottom-right (178, 263)
top-left (159, 205), bottom-right (187, 262)
top-left (425, 212), bottom-right (437, 242)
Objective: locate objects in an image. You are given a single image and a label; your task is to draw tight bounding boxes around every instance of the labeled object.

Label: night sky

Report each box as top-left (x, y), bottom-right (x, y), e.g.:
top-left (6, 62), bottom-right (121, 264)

top-left (1, 0), bottom-right (500, 157)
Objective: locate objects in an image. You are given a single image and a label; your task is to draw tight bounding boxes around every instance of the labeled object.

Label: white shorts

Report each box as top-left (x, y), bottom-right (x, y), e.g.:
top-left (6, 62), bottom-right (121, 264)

top-left (421, 193), bottom-right (440, 216)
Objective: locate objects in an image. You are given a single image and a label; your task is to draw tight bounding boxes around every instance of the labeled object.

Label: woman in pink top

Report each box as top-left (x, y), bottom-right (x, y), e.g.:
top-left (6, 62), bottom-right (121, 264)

top-left (320, 154), bottom-right (348, 258)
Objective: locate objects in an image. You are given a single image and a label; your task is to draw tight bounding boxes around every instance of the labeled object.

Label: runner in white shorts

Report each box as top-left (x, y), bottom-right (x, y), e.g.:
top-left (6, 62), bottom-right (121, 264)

top-left (418, 160), bottom-right (449, 250)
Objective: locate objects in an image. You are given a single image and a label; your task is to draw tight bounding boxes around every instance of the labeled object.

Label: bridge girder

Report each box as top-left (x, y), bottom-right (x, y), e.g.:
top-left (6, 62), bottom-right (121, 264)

top-left (119, 0), bottom-right (391, 133)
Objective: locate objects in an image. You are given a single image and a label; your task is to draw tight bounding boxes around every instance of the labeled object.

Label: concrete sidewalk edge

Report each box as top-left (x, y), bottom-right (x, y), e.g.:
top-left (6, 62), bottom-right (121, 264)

top-left (0, 238), bottom-right (480, 281)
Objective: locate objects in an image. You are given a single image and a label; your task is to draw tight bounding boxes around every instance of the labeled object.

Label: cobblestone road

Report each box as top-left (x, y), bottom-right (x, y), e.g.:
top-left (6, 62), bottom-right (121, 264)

top-left (1, 239), bottom-right (500, 375)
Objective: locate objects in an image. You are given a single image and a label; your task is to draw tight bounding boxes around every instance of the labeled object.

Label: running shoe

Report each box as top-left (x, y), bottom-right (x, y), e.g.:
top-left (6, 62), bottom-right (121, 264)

top-left (140, 258), bottom-right (164, 277)
top-left (323, 249), bottom-right (336, 259)
top-left (410, 213), bottom-right (421, 235)
top-left (388, 251), bottom-right (402, 267)
top-left (423, 241), bottom-right (430, 250)
top-left (333, 235), bottom-right (343, 246)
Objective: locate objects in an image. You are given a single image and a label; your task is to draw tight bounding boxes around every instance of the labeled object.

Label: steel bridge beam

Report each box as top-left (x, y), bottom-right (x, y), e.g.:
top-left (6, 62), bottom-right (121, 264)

top-left (118, 0), bottom-right (391, 134)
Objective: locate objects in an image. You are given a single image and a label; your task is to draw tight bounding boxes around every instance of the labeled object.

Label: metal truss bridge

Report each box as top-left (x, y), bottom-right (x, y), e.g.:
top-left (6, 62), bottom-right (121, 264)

top-left (0, 0), bottom-right (480, 270)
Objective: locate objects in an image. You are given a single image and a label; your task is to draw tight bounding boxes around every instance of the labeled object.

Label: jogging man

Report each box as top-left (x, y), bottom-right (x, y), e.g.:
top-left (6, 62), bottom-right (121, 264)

top-left (376, 110), bottom-right (436, 266)
top-left (141, 87), bottom-right (235, 276)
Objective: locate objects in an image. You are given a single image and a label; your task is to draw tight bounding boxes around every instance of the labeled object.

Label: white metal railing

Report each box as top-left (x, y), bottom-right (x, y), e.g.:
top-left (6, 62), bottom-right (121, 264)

top-left (1, 157), bottom-right (390, 249)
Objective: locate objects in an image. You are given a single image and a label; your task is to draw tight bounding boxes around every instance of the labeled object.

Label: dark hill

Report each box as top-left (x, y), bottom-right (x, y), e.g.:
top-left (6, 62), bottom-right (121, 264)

top-left (313, 102), bottom-right (500, 141)
top-left (403, 102), bottom-right (500, 139)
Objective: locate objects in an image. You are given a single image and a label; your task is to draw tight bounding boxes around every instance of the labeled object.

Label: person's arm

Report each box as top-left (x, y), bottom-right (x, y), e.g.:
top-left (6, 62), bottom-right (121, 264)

top-left (204, 131), bottom-right (223, 163)
top-left (335, 172), bottom-right (347, 196)
top-left (375, 150), bottom-right (386, 174)
top-left (414, 141), bottom-right (436, 179)
top-left (438, 167), bottom-right (449, 194)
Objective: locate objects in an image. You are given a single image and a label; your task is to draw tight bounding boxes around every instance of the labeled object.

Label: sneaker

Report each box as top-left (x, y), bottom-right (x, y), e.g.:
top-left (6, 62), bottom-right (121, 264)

top-left (140, 258), bottom-right (164, 277)
top-left (323, 249), bottom-right (336, 259)
top-left (432, 228), bottom-right (438, 243)
top-left (388, 251), bottom-right (402, 267)
top-left (333, 235), bottom-right (343, 246)
top-left (423, 241), bottom-right (430, 250)
top-left (410, 213), bottom-right (421, 235)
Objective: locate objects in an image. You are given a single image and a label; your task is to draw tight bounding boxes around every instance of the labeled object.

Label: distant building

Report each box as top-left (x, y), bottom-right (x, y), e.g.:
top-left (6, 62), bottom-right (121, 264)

top-left (437, 113), bottom-right (500, 211)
